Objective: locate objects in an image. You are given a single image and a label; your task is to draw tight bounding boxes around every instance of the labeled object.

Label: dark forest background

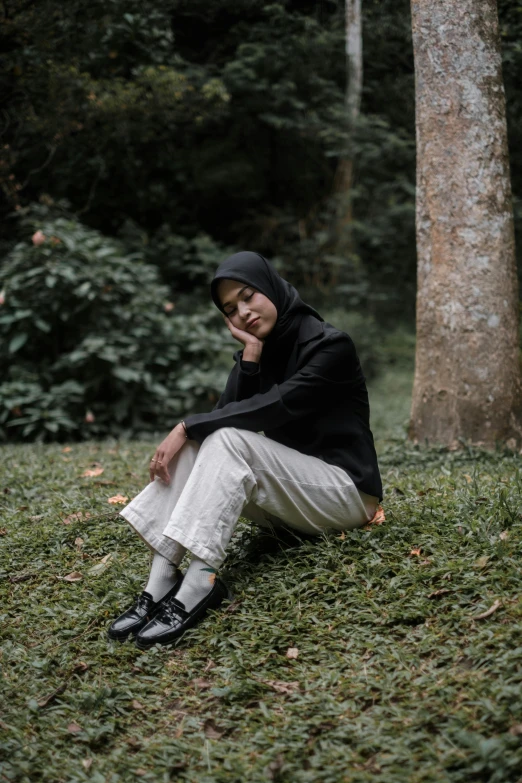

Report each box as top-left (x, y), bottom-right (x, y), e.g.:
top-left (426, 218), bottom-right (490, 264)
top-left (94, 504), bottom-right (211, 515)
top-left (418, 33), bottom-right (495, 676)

top-left (1, 0), bottom-right (522, 440)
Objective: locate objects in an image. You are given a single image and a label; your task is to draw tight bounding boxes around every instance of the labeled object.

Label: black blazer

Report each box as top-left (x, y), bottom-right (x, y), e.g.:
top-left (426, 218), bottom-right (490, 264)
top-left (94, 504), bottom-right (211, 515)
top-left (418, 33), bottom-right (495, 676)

top-left (184, 316), bottom-right (383, 501)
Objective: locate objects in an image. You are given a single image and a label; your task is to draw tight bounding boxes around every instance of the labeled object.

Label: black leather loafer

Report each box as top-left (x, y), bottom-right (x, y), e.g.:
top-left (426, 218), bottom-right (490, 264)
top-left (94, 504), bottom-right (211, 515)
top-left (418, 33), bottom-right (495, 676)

top-left (107, 572), bottom-right (183, 641)
top-left (135, 578), bottom-right (230, 649)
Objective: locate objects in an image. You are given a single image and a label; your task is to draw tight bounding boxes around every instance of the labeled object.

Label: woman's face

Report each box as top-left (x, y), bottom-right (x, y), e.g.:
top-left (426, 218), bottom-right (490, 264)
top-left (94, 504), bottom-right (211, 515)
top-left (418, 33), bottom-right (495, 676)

top-left (218, 279), bottom-right (277, 339)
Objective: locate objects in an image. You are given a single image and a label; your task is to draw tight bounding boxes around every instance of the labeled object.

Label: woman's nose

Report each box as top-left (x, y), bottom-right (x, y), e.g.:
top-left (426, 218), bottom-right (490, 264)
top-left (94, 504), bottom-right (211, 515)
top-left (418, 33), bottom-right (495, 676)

top-left (237, 301), bottom-right (251, 319)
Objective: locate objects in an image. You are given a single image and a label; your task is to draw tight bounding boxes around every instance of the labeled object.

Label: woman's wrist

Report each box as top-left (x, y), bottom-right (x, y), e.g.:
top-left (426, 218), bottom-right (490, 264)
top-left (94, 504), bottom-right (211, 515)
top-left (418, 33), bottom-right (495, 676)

top-left (242, 343), bottom-right (263, 363)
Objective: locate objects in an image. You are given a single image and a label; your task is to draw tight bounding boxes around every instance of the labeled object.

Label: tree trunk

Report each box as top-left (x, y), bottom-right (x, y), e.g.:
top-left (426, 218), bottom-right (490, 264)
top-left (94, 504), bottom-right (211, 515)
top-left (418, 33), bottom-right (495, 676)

top-left (329, 0), bottom-right (362, 281)
top-left (409, 0), bottom-right (522, 450)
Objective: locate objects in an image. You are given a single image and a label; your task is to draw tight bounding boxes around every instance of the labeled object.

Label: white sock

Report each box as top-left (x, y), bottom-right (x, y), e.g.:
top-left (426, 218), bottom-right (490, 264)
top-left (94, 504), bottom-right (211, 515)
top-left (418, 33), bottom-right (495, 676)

top-left (174, 555), bottom-right (217, 611)
top-left (144, 552), bottom-right (180, 602)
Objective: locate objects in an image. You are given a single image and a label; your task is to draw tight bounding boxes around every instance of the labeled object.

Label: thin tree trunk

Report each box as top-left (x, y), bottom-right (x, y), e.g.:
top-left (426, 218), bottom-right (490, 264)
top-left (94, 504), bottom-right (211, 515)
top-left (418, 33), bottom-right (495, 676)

top-left (409, 0), bottom-right (522, 449)
top-left (329, 0), bottom-right (362, 283)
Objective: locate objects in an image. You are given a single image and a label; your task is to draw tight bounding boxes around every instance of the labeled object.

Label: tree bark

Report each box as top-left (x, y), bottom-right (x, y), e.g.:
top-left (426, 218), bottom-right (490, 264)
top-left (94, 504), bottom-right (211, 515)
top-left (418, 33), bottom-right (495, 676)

top-left (330, 0), bottom-right (362, 274)
top-left (409, 0), bottom-right (522, 450)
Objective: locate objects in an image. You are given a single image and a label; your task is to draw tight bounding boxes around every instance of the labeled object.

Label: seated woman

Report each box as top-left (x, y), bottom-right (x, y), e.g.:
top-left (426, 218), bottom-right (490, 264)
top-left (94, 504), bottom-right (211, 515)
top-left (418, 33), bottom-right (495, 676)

top-left (108, 251), bottom-right (383, 649)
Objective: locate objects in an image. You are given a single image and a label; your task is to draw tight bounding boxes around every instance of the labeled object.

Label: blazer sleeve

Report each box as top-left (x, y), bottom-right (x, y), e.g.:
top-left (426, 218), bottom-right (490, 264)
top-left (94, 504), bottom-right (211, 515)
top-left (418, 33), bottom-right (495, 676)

top-left (212, 350), bottom-right (261, 410)
top-left (185, 335), bottom-right (352, 442)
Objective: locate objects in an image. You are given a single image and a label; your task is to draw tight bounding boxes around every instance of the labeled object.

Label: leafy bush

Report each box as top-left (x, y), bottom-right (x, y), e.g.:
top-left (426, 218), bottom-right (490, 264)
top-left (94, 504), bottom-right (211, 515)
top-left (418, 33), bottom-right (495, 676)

top-left (0, 206), bottom-right (229, 441)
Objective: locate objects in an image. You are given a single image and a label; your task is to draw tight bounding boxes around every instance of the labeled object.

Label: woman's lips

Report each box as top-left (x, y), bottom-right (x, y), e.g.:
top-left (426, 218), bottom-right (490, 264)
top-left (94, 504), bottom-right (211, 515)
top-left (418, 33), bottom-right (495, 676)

top-left (247, 318), bottom-right (260, 329)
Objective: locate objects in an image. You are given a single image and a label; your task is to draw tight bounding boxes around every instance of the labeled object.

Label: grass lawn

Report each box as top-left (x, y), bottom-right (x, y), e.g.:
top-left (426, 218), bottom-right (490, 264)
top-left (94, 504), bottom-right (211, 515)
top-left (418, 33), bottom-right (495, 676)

top-left (2, 350), bottom-right (522, 782)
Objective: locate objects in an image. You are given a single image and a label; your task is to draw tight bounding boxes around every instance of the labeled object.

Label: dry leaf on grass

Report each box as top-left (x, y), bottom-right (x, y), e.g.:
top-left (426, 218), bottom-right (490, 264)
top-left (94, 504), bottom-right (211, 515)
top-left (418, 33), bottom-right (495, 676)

top-left (88, 554), bottom-right (113, 576)
top-left (82, 467), bottom-right (104, 478)
top-left (203, 718), bottom-right (225, 739)
top-left (132, 700), bottom-right (144, 710)
top-left (108, 494), bottom-right (128, 505)
top-left (63, 511), bottom-right (91, 525)
top-left (264, 680), bottom-right (300, 695)
top-left (0, 528), bottom-right (7, 536)
top-left (368, 506), bottom-right (386, 525)
top-left (428, 588), bottom-right (451, 599)
top-left (191, 678), bottom-right (212, 690)
top-left (500, 530), bottom-right (509, 541)
top-left (266, 754), bottom-right (285, 780)
top-left (62, 446), bottom-right (72, 453)
top-left (471, 599), bottom-right (502, 620)
top-left (9, 572), bottom-right (32, 583)
top-left (286, 647), bottom-right (299, 659)
top-left (74, 537), bottom-right (84, 550)
top-left (410, 548), bottom-right (422, 556)
top-left (37, 682), bottom-right (68, 708)
top-left (82, 759), bottom-right (93, 771)
top-left (509, 724), bottom-right (522, 736)
top-left (57, 571), bottom-right (83, 582)
top-left (67, 721), bottom-right (82, 734)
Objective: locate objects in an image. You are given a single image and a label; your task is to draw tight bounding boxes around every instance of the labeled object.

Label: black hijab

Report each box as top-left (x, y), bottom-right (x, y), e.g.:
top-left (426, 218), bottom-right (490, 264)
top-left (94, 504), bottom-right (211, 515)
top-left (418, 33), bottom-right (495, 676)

top-left (211, 251), bottom-right (323, 381)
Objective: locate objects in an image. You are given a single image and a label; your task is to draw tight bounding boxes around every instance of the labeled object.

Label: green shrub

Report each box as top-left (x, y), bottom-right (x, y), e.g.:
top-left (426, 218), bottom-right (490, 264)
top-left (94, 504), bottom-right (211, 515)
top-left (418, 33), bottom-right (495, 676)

top-left (0, 206), bottom-right (229, 441)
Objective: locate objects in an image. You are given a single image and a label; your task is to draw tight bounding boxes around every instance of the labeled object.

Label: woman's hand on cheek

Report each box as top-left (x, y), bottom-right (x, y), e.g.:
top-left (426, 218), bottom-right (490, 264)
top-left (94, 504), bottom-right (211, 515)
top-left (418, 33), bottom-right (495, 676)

top-left (149, 423), bottom-right (187, 484)
top-left (224, 316), bottom-right (263, 347)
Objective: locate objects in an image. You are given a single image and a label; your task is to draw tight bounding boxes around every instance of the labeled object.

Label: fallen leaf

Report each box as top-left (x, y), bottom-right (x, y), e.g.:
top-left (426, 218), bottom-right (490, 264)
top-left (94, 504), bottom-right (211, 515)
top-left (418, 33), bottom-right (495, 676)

top-left (73, 661), bottom-right (89, 673)
top-left (203, 718), bottom-right (224, 739)
top-left (62, 446), bottom-right (72, 453)
top-left (29, 515), bottom-right (43, 521)
top-left (500, 530), bottom-right (509, 541)
top-left (264, 680), bottom-right (300, 695)
top-left (471, 599), bottom-right (502, 620)
top-left (87, 555), bottom-right (113, 576)
top-left (428, 588), bottom-right (451, 599)
top-left (132, 699), bottom-right (144, 710)
top-left (82, 466), bottom-right (104, 478)
top-left (476, 555), bottom-right (490, 569)
top-left (74, 537), bottom-right (84, 550)
top-left (410, 548), bottom-right (422, 556)
top-left (82, 759), bottom-right (93, 771)
top-left (135, 770), bottom-right (147, 777)
top-left (286, 647), bottom-right (299, 659)
top-left (57, 571), bottom-right (83, 582)
top-left (9, 572), bottom-right (32, 583)
top-left (38, 682), bottom-right (68, 708)
top-left (63, 511), bottom-right (91, 525)
top-left (191, 678), bottom-right (212, 690)
top-left (67, 721), bottom-right (82, 734)
top-left (0, 528), bottom-right (7, 535)
top-left (108, 494), bottom-right (128, 505)
top-left (266, 754), bottom-right (285, 780)
top-left (338, 531), bottom-right (346, 540)
top-left (368, 506), bottom-right (386, 525)
top-left (509, 724), bottom-right (522, 736)
top-left (204, 659), bottom-right (216, 672)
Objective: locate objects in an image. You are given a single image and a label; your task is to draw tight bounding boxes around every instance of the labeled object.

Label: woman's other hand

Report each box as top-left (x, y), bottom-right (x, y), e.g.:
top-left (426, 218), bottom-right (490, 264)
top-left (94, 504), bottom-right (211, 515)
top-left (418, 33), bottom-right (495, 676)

top-left (224, 316), bottom-right (263, 362)
top-left (149, 423), bottom-right (187, 484)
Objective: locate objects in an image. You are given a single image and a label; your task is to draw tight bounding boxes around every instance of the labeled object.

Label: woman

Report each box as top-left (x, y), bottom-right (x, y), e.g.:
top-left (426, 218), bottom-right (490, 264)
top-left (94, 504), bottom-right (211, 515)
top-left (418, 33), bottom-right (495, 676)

top-left (108, 251), bottom-right (383, 649)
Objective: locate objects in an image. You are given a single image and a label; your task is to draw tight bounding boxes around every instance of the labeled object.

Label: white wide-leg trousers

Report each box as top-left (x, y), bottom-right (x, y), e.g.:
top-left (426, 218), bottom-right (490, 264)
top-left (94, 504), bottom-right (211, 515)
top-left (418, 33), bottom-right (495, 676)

top-left (120, 428), bottom-right (379, 570)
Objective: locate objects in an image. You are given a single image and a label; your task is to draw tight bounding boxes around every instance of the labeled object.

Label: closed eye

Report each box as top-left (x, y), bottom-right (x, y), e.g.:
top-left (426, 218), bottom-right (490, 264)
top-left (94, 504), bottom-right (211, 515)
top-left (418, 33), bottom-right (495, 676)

top-left (224, 290), bottom-right (254, 316)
